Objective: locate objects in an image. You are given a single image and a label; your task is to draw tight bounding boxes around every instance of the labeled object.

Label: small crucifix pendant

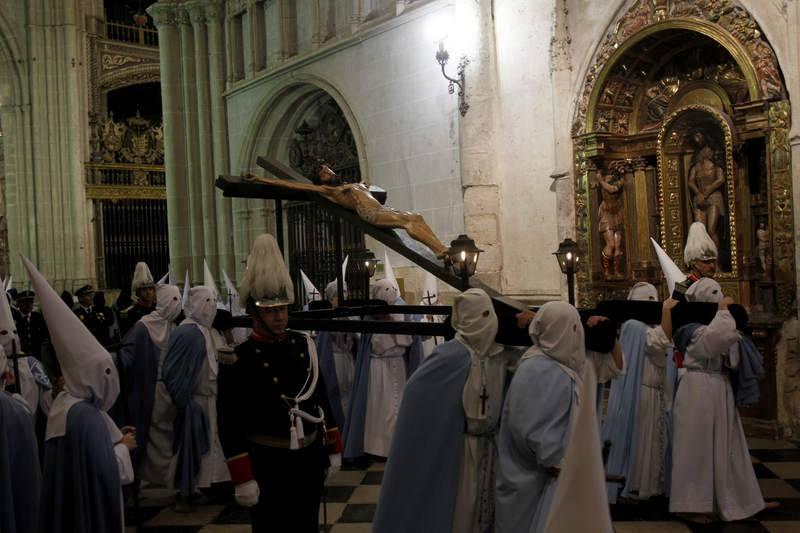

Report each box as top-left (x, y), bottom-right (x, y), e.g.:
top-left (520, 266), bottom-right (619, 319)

top-left (479, 386), bottom-right (489, 416)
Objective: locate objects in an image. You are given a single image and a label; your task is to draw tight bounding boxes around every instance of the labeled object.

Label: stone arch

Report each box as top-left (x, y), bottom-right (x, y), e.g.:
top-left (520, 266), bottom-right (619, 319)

top-left (97, 64), bottom-right (161, 94)
top-left (238, 76), bottom-right (367, 182)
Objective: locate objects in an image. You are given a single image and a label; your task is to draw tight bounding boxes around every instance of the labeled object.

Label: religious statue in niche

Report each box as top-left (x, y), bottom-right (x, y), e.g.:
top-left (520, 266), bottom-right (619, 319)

top-left (592, 164), bottom-right (626, 280)
top-left (757, 221), bottom-right (769, 276)
top-left (246, 163), bottom-right (450, 259)
top-left (687, 129), bottom-right (726, 250)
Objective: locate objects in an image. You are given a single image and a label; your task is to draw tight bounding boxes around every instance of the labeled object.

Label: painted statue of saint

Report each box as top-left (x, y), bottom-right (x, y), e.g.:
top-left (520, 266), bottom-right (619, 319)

top-left (593, 168), bottom-right (625, 279)
top-left (687, 131), bottom-right (726, 249)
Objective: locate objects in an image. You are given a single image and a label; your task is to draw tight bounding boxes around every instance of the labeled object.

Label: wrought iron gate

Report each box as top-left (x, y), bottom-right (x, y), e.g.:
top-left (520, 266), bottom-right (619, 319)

top-left (86, 112), bottom-right (169, 289)
top-left (285, 97), bottom-right (366, 304)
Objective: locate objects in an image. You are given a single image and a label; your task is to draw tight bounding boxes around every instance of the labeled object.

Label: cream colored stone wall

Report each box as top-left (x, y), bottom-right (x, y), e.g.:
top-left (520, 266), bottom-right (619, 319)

top-left (0, 0), bottom-right (101, 291)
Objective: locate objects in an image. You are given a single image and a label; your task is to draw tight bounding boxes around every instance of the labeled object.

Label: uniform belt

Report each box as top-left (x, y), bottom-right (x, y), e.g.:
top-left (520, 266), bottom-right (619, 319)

top-left (246, 430), bottom-right (318, 449)
top-left (686, 368), bottom-right (724, 375)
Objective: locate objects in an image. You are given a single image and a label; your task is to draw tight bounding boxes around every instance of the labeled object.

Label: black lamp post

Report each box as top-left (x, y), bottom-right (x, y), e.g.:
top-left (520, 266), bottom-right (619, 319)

top-left (445, 234), bottom-right (483, 290)
top-left (351, 248), bottom-right (380, 299)
top-left (553, 238), bottom-right (580, 305)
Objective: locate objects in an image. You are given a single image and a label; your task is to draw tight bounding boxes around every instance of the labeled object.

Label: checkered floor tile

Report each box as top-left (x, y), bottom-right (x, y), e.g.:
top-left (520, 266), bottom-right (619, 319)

top-left (125, 440), bottom-right (800, 532)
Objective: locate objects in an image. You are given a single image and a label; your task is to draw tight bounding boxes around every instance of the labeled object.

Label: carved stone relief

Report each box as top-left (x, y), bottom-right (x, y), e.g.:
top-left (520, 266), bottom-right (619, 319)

top-left (573, 0), bottom-right (785, 136)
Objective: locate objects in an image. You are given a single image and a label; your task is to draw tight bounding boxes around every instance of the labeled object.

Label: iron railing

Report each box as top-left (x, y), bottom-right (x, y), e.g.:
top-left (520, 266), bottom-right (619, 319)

top-left (104, 21), bottom-right (159, 47)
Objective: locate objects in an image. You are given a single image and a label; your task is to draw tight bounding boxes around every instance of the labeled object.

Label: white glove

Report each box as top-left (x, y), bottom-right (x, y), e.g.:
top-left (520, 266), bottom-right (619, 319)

top-left (326, 453), bottom-right (341, 484)
top-left (234, 480), bottom-right (260, 507)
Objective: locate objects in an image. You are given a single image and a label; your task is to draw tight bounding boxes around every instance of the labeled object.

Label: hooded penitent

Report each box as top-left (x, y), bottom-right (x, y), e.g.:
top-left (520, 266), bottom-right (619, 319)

top-left (686, 277), bottom-right (724, 304)
top-left (0, 283), bottom-right (51, 413)
top-left (628, 282), bottom-right (659, 302)
top-left (240, 233), bottom-right (294, 308)
top-left (21, 256), bottom-right (121, 442)
top-left (371, 277), bottom-right (399, 305)
top-left (132, 262), bottom-right (155, 293)
top-left (325, 279), bottom-right (347, 304)
top-left (140, 284), bottom-right (183, 351)
top-left (683, 222), bottom-right (718, 268)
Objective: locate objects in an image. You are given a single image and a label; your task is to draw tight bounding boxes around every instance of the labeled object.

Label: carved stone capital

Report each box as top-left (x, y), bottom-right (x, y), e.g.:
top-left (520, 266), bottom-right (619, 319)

top-left (185, 2), bottom-right (207, 25)
top-left (146, 3), bottom-right (177, 28)
top-left (176, 6), bottom-right (192, 26)
top-left (205, 1), bottom-right (225, 22)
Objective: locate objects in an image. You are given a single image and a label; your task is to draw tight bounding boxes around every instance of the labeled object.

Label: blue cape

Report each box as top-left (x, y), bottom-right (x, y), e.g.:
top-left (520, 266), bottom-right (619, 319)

top-left (342, 332), bottom-right (423, 459)
top-left (0, 392), bottom-right (40, 533)
top-left (41, 401), bottom-right (122, 533)
top-left (116, 322), bottom-right (161, 472)
top-left (317, 331), bottom-right (347, 428)
top-left (163, 324), bottom-right (210, 497)
top-left (372, 340), bottom-right (471, 533)
top-left (601, 320), bottom-right (648, 503)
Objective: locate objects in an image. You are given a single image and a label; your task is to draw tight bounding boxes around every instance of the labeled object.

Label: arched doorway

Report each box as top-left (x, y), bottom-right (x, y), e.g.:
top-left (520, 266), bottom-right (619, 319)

top-left (242, 83), bottom-right (368, 305)
top-left (571, 2), bottom-right (794, 426)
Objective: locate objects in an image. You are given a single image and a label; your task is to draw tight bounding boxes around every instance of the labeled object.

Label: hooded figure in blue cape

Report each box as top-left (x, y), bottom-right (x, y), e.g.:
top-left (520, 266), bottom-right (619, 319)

top-left (317, 279), bottom-right (357, 428)
top-left (496, 301), bottom-right (613, 533)
top-left (163, 285), bottom-right (230, 502)
top-left (0, 342), bottom-right (41, 533)
top-left (116, 283), bottom-right (182, 474)
top-left (0, 286), bottom-right (54, 424)
top-left (601, 282), bottom-right (674, 503)
top-left (374, 289), bottom-right (513, 533)
top-left (22, 255), bottom-right (134, 533)
top-left (342, 278), bottom-right (423, 459)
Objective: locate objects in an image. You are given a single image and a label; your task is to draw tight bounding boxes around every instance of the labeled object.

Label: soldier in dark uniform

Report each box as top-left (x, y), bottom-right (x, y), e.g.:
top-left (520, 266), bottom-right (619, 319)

top-left (74, 285), bottom-right (113, 347)
top-left (218, 234), bottom-right (343, 533)
top-left (14, 290), bottom-right (49, 361)
top-left (118, 262), bottom-right (158, 336)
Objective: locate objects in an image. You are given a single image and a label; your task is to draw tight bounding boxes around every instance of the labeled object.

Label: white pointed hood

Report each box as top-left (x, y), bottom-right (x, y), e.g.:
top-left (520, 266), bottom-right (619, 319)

top-left (204, 260), bottom-right (226, 310)
top-left (182, 285), bottom-right (219, 376)
top-left (627, 282), bottom-right (659, 302)
top-left (651, 238), bottom-right (687, 295)
top-left (383, 249), bottom-right (399, 292)
top-left (301, 269), bottom-right (321, 302)
top-left (0, 280), bottom-right (21, 354)
top-left (420, 271), bottom-right (439, 305)
top-left (140, 284), bottom-right (183, 350)
top-left (684, 222), bottom-right (718, 267)
top-left (4, 275), bottom-right (11, 292)
top-left (182, 270), bottom-right (190, 306)
top-left (157, 271), bottom-right (169, 285)
top-left (342, 255), bottom-right (349, 281)
top-left (222, 270), bottom-right (242, 315)
top-left (131, 261), bottom-right (155, 292)
top-left (20, 255), bottom-right (121, 441)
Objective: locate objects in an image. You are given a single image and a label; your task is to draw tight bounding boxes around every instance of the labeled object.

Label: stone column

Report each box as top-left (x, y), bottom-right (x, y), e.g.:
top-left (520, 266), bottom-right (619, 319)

top-left (457, 0), bottom-right (502, 290)
top-left (206, 0), bottom-right (236, 277)
top-left (550, 0), bottom-right (576, 300)
top-left (177, 6), bottom-right (204, 280)
top-left (188, 2), bottom-right (220, 274)
top-left (25, 0), bottom-right (93, 289)
top-left (149, 2), bottom-right (192, 278)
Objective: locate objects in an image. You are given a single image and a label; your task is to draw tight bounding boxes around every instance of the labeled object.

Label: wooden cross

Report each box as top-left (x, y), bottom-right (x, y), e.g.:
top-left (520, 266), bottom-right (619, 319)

top-left (479, 385), bottom-right (489, 416)
top-left (309, 288), bottom-right (320, 301)
top-left (422, 291), bottom-right (437, 305)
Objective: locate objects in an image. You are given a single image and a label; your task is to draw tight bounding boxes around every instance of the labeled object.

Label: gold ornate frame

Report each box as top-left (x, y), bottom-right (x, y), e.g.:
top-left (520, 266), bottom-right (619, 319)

top-left (657, 104), bottom-right (738, 279)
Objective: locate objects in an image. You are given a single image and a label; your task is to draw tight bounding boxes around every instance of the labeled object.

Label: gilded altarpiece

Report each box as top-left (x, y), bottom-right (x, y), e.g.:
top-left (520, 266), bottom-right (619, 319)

top-left (571, 0), bottom-right (796, 430)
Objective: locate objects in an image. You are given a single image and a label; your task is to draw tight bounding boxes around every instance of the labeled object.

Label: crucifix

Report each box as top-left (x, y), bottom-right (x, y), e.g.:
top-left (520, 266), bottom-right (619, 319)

top-left (479, 385), bottom-right (489, 416)
top-left (421, 291), bottom-right (437, 305)
top-left (309, 288), bottom-right (320, 301)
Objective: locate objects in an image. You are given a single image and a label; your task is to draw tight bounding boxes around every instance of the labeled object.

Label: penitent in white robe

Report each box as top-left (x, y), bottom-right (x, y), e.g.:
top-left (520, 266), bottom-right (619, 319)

top-left (669, 310), bottom-right (765, 520)
top-left (627, 326), bottom-right (671, 498)
top-left (364, 335), bottom-right (411, 457)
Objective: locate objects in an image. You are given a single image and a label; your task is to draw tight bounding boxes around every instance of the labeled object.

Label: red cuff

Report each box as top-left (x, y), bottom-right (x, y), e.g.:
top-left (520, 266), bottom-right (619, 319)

top-left (325, 428), bottom-right (343, 455)
top-left (226, 454), bottom-right (255, 486)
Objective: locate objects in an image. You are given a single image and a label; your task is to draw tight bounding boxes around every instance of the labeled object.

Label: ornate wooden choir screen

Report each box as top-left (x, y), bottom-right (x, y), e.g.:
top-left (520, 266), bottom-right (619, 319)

top-left (284, 100), bottom-right (367, 305)
top-left (85, 112), bottom-right (169, 289)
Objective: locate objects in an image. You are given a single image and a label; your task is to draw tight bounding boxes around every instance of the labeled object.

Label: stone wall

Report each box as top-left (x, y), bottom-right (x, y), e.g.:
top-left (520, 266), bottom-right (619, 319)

top-left (778, 318), bottom-right (800, 437)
